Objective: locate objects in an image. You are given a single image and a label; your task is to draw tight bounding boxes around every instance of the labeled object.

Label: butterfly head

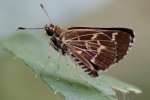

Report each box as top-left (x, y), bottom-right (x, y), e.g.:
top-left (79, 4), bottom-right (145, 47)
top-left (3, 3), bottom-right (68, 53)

top-left (44, 24), bottom-right (55, 36)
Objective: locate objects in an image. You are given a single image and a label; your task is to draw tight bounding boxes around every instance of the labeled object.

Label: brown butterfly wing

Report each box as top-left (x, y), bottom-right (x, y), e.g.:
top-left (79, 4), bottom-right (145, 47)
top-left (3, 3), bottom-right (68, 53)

top-left (67, 27), bottom-right (134, 62)
top-left (62, 27), bottom-right (134, 77)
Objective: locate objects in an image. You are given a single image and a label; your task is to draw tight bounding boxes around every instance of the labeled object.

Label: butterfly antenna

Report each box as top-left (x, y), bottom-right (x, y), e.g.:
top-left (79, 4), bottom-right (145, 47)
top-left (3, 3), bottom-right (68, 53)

top-left (40, 3), bottom-right (52, 24)
top-left (17, 3), bottom-right (51, 30)
top-left (17, 27), bottom-right (44, 30)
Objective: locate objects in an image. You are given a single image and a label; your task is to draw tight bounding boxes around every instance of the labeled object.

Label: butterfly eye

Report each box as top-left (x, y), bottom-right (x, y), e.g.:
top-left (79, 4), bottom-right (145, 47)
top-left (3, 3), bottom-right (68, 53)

top-left (50, 24), bottom-right (54, 28)
top-left (44, 26), bottom-right (54, 36)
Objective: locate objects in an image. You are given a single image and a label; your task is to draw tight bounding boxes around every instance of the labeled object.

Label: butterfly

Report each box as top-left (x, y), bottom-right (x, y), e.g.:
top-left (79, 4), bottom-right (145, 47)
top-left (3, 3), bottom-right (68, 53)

top-left (18, 4), bottom-right (134, 77)
top-left (18, 24), bottom-right (134, 77)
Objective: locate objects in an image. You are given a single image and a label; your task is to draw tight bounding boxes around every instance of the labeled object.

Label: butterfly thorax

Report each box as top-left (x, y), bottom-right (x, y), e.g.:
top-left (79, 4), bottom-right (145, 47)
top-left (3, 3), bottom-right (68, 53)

top-left (44, 24), bottom-right (68, 55)
top-left (44, 24), bottom-right (64, 36)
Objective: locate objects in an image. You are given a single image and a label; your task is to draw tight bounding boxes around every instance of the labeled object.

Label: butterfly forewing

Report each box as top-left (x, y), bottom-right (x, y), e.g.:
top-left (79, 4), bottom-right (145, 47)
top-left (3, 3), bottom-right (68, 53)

top-left (61, 27), bottom-right (134, 77)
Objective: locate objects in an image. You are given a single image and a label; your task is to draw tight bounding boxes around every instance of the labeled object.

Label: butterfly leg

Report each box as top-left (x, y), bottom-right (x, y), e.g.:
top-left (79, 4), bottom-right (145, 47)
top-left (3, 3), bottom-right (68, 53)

top-left (48, 43), bottom-right (51, 58)
top-left (73, 61), bottom-right (80, 74)
top-left (56, 53), bottom-right (61, 70)
top-left (48, 40), bottom-right (58, 58)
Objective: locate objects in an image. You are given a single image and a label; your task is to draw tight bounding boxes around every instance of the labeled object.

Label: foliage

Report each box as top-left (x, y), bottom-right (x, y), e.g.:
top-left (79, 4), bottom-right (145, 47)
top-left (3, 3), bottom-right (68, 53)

top-left (0, 32), bottom-right (141, 100)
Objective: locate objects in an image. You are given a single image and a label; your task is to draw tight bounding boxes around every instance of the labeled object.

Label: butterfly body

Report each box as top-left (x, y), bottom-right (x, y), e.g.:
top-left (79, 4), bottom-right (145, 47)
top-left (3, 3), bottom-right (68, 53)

top-left (44, 24), bottom-right (134, 77)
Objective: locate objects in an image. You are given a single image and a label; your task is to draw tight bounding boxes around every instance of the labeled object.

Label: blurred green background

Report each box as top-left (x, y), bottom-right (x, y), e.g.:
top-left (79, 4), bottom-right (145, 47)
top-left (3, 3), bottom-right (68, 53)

top-left (0, 0), bottom-right (149, 100)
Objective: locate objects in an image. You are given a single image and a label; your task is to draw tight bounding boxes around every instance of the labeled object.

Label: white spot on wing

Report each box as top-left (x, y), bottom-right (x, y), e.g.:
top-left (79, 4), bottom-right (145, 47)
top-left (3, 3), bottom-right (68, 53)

top-left (91, 55), bottom-right (97, 63)
top-left (85, 42), bottom-right (91, 50)
top-left (85, 42), bottom-right (88, 49)
top-left (98, 32), bottom-right (105, 35)
top-left (76, 50), bottom-right (82, 54)
top-left (112, 32), bottom-right (118, 41)
top-left (91, 34), bottom-right (98, 40)
top-left (97, 45), bottom-right (106, 54)
top-left (77, 36), bottom-right (80, 40)
top-left (97, 40), bottom-right (101, 45)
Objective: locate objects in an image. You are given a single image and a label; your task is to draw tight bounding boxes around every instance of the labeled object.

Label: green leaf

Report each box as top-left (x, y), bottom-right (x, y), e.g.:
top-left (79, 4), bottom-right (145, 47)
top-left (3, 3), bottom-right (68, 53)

top-left (99, 76), bottom-right (142, 94)
top-left (0, 32), bottom-right (141, 100)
